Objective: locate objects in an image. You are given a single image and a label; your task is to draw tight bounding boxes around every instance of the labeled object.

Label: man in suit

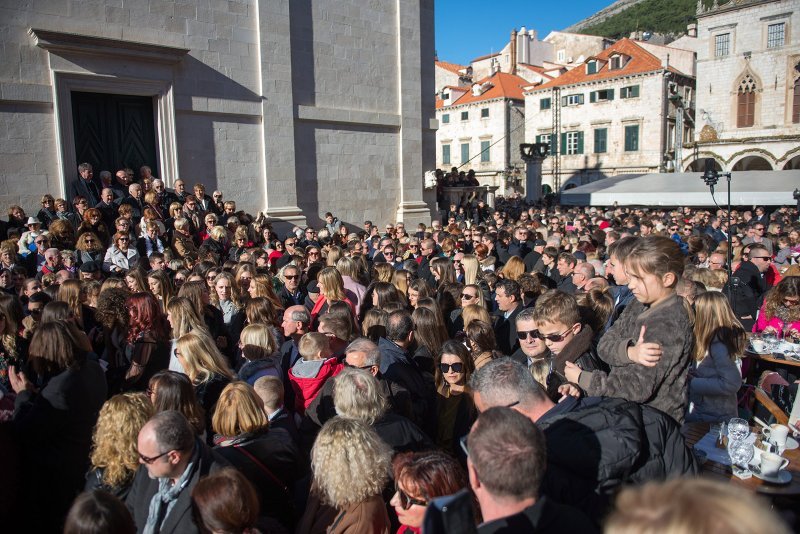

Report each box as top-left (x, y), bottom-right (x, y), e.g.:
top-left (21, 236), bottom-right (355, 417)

top-left (67, 162), bottom-right (101, 206)
top-left (126, 411), bottom-right (228, 534)
top-left (494, 279), bottom-right (524, 355)
top-left (556, 252), bottom-right (578, 294)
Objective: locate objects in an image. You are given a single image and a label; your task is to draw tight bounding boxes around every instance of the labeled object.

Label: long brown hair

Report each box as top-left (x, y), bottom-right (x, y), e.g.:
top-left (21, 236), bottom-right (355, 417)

top-left (692, 291), bottom-right (746, 362)
top-left (763, 276), bottom-right (800, 324)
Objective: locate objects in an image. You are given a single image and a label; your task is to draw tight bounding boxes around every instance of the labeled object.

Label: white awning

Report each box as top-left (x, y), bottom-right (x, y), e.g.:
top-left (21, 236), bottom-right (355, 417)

top-left (559, 171), bottom-right (800, 206)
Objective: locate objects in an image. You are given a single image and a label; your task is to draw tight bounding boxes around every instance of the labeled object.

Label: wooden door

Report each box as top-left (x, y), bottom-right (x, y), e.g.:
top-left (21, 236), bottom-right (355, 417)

top-left (72, 91), bottom-right (158, 174)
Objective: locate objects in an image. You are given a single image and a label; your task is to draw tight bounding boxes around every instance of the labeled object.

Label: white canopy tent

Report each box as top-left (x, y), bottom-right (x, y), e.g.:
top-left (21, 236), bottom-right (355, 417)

top-left (559, 170), bottom-right (800, 206)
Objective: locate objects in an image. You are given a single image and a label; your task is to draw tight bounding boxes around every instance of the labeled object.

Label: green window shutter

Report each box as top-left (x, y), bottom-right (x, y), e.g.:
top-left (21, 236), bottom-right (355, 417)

top-left (578, 94), bottom-right (584, 105)
top-left (590, 91), bottom-right (597, 103)
top-left (577, 132), bottom-right (584, 154)
top-left (535, 135), bottom-right (541, 144)
top-left (632, 85), bottom-right (640, 97)
top-left (608, 89), bottom-right (615, 100)
top-left (560, 133), bottom-right (567, 155)
top-left (442, 145), bottom-right (450, 164)
top-left (480, 140), bottom-right (490, 162)
top-left (594, 128), bottom-right (607, 153)
top-left (461, 143), bottom-right (469, 163)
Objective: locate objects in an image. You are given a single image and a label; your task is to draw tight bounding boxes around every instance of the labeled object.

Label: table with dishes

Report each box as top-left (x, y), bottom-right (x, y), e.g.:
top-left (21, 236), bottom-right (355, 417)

top-left (684, 419), bottom-right (800, 496)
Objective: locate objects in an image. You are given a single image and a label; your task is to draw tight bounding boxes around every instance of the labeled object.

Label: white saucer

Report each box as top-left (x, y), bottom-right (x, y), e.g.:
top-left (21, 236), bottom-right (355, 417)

top-left (784, 436), bottom-right (799, 450)
top-left (753, 469), bottom-right (792, 484)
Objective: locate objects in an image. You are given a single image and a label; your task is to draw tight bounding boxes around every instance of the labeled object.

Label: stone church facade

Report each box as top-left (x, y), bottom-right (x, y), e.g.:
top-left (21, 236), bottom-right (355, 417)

top-left (0, 0), bottom-right (435, 229)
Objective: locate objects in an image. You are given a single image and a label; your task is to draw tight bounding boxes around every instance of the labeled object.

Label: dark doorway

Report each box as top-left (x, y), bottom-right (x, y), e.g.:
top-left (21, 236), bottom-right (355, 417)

top-left (71, 91), bottom-right (158, 176)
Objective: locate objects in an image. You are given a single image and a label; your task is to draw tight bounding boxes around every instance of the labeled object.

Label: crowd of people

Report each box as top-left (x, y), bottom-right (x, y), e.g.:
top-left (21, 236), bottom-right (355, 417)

top-left (0, 161), bottom-right (798, 533)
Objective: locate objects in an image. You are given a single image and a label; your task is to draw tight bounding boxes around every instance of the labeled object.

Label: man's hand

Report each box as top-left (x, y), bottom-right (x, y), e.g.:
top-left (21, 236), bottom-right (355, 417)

top-left (627, 326), bottom-right (662, 367)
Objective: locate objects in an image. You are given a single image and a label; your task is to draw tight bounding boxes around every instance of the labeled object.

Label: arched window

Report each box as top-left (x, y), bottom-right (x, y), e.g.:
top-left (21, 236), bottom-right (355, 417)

top-left (737, 75), bottom-right (756, 128)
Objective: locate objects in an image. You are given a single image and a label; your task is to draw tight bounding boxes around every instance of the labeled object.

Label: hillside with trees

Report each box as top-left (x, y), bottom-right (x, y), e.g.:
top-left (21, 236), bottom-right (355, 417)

top-left (573, 0), bottom-right (717, 40)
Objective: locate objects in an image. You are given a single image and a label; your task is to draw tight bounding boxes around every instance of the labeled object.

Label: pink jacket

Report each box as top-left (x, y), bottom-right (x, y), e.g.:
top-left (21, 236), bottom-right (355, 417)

top-left (753, 302), bottom-right (800, 335)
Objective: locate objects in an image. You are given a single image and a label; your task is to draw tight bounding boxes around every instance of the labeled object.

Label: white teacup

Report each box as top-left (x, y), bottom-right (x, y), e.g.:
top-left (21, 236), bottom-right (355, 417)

top-left (763, 424), bottom-right (790, 448)
top-left (750, 339), bottom-right (767, 353)
top-left (760, 451), bottom-right (789, 477)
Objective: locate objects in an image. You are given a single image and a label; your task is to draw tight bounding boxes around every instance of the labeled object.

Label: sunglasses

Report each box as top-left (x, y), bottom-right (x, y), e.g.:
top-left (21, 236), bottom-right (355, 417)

top-left (516, 329), bottom-right (539, 340)
top-left (439, 362), bottom-right (464, 374)
top-left (344, 361), bottom-right (374, 370)
top-left (395, 486), bottom-right (427, 510)
top-left (138, 450), bottom-right (170, 464)
top-left (537, 328), bottom-right (573, 342)
top-left (461, 293), bottom-right (477, 301)
top-left (284, 275), bottom-right (299, 280)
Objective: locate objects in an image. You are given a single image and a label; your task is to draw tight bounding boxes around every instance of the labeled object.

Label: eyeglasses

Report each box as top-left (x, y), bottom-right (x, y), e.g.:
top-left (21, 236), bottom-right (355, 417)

top-left (138, 450), bottom-right (171, 464)
top-left (461, 293), bottom-right (477, 301)
top-left (516, 329), bottom-right (539, 340)
top-left (395, 485), bottom-right (427, 510)
top-left (537, 328), bottom-right (573, 342)
top-left (750, 256), bottom-right (771, 262)
top-left (118, 238), bottom-right (129, 242)
top-left (344, 361), bottom-right (374, 370)
top-left (206, 274), bottom-right (217, 279)
top-left (284, 275), bottom-right (299, 280)
top-left (439, 362), bottom-right (464, 374)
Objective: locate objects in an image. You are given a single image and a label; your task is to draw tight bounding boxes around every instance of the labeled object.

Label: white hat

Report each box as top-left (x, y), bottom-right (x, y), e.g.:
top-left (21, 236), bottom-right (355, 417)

top-left (26, 217), bottom-right (40, 226)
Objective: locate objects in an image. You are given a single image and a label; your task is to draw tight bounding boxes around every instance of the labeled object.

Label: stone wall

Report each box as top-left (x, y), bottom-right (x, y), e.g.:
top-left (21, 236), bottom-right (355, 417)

top-left (0, 0), bottom-right (435, 228)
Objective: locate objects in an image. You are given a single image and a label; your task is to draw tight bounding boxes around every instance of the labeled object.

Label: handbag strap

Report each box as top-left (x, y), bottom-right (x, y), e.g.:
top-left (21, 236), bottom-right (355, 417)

top-left (233, 444), bottom-right (289, 494)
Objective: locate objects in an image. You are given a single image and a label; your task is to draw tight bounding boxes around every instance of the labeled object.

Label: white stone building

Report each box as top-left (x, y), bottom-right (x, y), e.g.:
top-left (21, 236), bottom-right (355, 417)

top-left (688, 0), bottom-right (800, 172)
top-left (435, 71), bottom-right (533, 191)
top-left (471, 28), bottom-right (555, 81)
top-left (525, 38), bottom-right (696, 192)
top-left (0, 0), bottom-right (435, 229)
top-left (543, 31), bottom-right (613, 69)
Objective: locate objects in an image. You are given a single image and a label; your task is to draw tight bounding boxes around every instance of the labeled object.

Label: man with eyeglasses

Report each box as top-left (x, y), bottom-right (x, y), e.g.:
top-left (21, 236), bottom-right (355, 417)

top-left (127, 411), bottom-right (227, 534)
top-left (278, 265), bottom-right (306, 309)
top-left (731, 243), bottom-right (771, 330)
top-left (469, 359), bottom-right (696, 526)
top-left (742, 221), bottom-right (773, 255)
top-left (23, 234), bottom-right (50, 275)
top-left (510, 308), bottom-right (547, 367)
top-left (299, 227), bottom-right (319, 248)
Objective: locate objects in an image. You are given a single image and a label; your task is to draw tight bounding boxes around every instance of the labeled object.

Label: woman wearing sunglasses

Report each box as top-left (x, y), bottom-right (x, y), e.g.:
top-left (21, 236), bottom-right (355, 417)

top-left (434, 340), bottom-right (476, 458)
top-left (390, 450), bottom-right (475, 533)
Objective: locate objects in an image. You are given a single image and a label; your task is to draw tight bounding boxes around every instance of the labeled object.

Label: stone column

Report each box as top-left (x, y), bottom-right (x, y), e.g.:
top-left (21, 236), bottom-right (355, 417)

top-left (523, 154), bottom-right (544, 204)
top-left (395, 0), bottom-right (434, 227)
top-left (257, 0), bottom-right (306, 230)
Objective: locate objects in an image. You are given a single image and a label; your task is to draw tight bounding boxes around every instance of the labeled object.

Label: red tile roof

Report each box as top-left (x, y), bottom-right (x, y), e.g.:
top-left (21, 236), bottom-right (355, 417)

top-left (435, 61), bottom-right (467, 75)
top-left (442, 71), bottom-right (530, 108)
top-left (532, 38), bottom-right (681, 91)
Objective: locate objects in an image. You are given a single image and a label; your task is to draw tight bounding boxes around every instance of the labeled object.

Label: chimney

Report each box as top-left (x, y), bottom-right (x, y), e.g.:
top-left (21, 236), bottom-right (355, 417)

top-left (662, 53), bottom-right (670, 69)
top-left (686, 23), bottom-right (697, 38)
top-left (510, 29), bottom-right (518, 75)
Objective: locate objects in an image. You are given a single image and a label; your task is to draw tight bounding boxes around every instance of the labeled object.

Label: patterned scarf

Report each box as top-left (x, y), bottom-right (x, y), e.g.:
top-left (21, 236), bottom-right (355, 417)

top-left (143, 442), bottom-right (199, 534)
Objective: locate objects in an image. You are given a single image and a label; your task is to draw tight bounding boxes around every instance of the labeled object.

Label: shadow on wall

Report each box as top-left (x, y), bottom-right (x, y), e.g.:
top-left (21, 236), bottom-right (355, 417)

top-left (172, 54), bottom-right (264, 199)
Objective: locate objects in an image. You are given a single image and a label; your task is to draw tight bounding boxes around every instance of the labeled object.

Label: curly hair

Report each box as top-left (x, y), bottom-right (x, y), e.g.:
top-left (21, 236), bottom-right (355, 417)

top-left (763, 276), bottom-right (800, 324)
top-left (311, 418), bottom-right (391, 508)
top-left (89, 393), bottom-right (153, 489)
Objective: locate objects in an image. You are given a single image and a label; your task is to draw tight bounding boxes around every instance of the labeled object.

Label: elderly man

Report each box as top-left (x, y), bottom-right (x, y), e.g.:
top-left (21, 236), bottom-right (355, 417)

top-left (467, 407), bottom-right (596, 533)
top-left (278, 265), bottom-right (306, 309)
top-left (126, 411), bottom-right (228, 534)
top-left (571, 262), bottom-right (596, 293)
top-left (469, 358), bottom-right (696, 525)
top-left (121, 183), bottom-right (145, 222)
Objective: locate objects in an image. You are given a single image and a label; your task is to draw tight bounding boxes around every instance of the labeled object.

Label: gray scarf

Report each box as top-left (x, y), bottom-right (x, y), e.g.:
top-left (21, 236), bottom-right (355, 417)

top-left (143, 443), bottom-right (199, 534)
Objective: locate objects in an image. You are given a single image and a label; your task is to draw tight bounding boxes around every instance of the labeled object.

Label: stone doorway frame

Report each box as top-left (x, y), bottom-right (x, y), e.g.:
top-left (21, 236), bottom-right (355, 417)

top-left (29, 28), bottom-right (186, 197)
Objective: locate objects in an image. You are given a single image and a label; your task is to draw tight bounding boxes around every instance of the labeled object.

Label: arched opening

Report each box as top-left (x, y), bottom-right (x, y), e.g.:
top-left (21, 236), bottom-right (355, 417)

top-left (783, 155), bottom-right (800, 170)
top-left (732, 155), bottom-right (772, 171)
top-left (685, 158), bottom-right (722, 172)
top-left (736, 75), bottom-right (756, 128)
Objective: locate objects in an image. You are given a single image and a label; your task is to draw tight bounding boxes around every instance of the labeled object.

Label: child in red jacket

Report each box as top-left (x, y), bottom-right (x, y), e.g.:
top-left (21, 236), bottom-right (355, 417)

top-left (288, 332), bottom-right (343, 416)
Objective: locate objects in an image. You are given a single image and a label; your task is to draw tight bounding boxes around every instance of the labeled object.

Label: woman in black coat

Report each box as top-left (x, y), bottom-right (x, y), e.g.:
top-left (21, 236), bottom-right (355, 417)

top-left (9, 321), bottom-right (107, 532)
top-left (211, 382), bottom-right (305, 531)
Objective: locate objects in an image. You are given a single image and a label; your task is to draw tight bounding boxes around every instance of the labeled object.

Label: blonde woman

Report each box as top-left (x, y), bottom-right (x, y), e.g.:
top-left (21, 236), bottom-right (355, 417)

top-left (391, 269), bottom-right (410, 297)
top-left (237, 323), bottom-right (280, 386)
top-left (86, 393), bottom-right (153, 498)
top-left (248, 273), bottom-right (284, 312)
top-left (166, 297), bottom-right (209, 373)
top-left (298, 418), bottom-right (392, 534)
top-left (211, 382), bottom-right (303, 531)
top-left (57, 279), bottom-right (94, 331)
top-left (461, 303), bottom-right (492, 329)
top-left (372, 262), bottom-right (394, 283)
top-left (211, 271), bottom-right (245, 359)
top-left (461, 254), bottom-right (480, 286)
top-left (175, 330), bottom-right (234, 434)
top-left (310, 266), bottom-right (357, 326)
top-left (686, 291), bottom-right (746, 423)
top-left (500, 256), bottom-right (525, 281)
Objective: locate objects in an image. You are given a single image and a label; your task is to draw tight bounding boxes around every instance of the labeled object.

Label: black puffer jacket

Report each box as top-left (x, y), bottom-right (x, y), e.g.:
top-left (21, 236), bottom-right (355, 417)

top-left (536, 396), bottom-right (697, 524)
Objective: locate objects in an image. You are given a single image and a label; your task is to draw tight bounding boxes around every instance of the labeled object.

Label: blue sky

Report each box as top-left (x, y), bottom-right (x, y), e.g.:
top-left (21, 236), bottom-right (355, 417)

top-left (435, 0), bottom-right (612, 65)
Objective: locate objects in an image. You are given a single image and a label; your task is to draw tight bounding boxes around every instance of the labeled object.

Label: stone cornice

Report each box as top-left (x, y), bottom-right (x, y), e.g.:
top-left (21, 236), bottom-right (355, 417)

top-left (29, 28), bottom-right (189, 64)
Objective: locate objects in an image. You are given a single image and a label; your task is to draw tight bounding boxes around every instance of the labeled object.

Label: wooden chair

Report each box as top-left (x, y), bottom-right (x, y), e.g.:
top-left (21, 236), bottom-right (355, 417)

top-left (754, 387), bottom-right (789, 425)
